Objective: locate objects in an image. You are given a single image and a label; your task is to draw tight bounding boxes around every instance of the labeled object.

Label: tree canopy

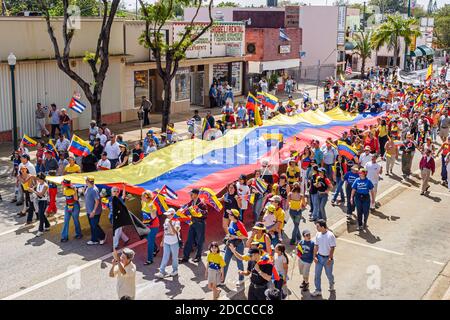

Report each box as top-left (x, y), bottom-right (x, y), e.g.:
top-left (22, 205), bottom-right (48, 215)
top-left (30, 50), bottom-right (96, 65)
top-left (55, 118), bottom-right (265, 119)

top-left (4, 0), bottom-right (99, 16)
top-left (433, 4), bottom-right (450, 48)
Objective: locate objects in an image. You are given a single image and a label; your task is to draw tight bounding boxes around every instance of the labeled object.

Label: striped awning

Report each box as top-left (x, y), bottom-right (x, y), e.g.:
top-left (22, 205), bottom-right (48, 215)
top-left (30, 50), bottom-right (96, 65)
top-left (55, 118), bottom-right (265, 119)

top-left (417, 45), bottom-right (434, 56)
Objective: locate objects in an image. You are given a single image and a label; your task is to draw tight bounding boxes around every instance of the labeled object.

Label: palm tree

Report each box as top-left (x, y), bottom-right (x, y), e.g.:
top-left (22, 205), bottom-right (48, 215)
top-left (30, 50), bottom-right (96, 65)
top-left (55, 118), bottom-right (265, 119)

top-left (352, 31), bottom-right (373, 78)
top-left (370, 14), bottom-right (421, 67)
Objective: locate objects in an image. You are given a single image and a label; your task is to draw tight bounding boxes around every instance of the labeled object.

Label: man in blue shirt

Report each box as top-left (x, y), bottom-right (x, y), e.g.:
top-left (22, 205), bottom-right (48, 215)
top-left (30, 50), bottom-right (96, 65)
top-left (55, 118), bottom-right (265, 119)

top-left (143, 130), bottom-right (160, 155)
top-left (321, 140), bottom-right (338, 178)
top-left (344, 165), bottom-right (360, 220)
top-left (84, 176), bottom-right (106, 245)
top-left (351, 168), bottom-right (375, 230)
top-left (313, 141), bottom-right (324, 166)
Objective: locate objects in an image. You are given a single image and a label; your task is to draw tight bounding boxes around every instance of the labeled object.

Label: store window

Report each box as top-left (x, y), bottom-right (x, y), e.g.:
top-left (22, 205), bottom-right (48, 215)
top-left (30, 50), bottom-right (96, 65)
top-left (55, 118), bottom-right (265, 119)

top-left (231, 62), bottom-right (242, 94)
top-left (175, 67), bottom-right (190, 101)
top-left (213, 63), bottom-right (229, 85)
top-left (134, 70), bottom-right (149, 108)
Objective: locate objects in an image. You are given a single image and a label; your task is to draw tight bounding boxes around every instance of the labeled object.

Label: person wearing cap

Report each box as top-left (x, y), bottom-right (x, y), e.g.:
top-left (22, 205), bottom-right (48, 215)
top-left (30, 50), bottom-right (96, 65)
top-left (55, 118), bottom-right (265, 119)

top-left (144, 130), bottom-right (160, 151)
top-left (419, 148), bottom-right (435, 195)
top-left (246, 222), bottom-right (272, 255)
top-left (297, 229), bottom-right (315, 292)
top-left (155, 208), bottom-right (181, 278)
top-left (97, 152), bottom-right (111, 171)
top-left (109, 248), bottom-right (136, 300)
top-left (88, 120), bottom-right (99, 144)
top-left (61, 179), bottom-right (82, 242)
top-left (229, 244), bottom-right (274, 300)
top-left (265, 195), bottom-right (285, 246)
top-left (43, 151), bottom-right (58, 174)
top-left (311, 219), bottom-right (336, 297)
top-left (351, 168), bottom-right (375, 230)
top-left (141, 190), bottom-right (159, 265)
top-left (314, 168), bottom-right (332, 221)
top-left (84, 176), bottom-right (106, 245)
top-left (359, 146), bottom-right (372, 167)
top-left (116, 143), bottom-right (129, 168)
top-left (180, 188), bottom-right (208, 264)
top-left (59, 108), bottom-right (71, 140)
top-left (343, 165), bottom-right (359, 220)
top-left (55, 133), bottom-right (70, 154)
top-left (104, 134), bottom-right (121, 169)
top-left (223, 209), bottom-right (248, 287)
top-left (29, 173), bottom-right (50, 236)
top-left (399, 134), bottom-right (416, 178)
top-left (365, 153), bottom-right (382, 209)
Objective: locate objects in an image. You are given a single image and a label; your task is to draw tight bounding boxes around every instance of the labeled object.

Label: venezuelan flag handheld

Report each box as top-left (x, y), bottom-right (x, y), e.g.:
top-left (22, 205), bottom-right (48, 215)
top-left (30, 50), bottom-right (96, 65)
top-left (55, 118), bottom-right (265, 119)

top-left (258, 92), bottom-right (278, 109)
top-left (152, 193), bottom-right (169, 215)
top-left (246, 93), bottom-right (258, 111)
top-left (254, 103), bottom-right (263, 126)
top-left (173, 208), bottom-right (192, 225)
top-left (69, 135), bottom-right (93, 157)
top-left (425, 64), bottom-right (433, 82)
top-left (337, 141), bottom-right (358, 160)
top-left (228, 220), bottom-right (248, 238)
top-left (199, 187), bottom-right (223, 211)
top-left (201, 118), bottom-right (211, 139)
top-left (21, 135), bottom-right (37, 147)
top-left (258, 254), bottom-right (280, 281)
top-left (47, 108), bottom-right (381, 207)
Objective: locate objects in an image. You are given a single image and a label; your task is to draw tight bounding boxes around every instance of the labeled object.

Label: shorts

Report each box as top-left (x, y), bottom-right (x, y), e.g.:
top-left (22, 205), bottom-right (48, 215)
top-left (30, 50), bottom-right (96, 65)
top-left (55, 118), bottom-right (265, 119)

top-left (298, 258), bottom-right (311, 278)
top-left (208, 268), bottom-right (221, 286)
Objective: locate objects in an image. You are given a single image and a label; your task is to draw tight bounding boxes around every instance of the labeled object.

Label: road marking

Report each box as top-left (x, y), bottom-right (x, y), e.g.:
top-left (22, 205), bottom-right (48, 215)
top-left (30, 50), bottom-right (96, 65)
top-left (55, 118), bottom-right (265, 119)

top-left (425, 259), bottom-right (445, 266)
top-left (337, 237), bottom-right (405, 256)
top-left (2, 238), bottom-right (148, 300)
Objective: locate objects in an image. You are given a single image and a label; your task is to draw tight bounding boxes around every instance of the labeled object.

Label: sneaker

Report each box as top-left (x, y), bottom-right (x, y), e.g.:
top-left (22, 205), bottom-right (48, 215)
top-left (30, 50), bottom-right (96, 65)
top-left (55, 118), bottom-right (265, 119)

top-left (60, 238), bottom-right (68, 243)
top-left (86, 241), bottom-right (99, 245)
top-left (75, 235), bottom-right (83, 239)
top-left (178, 258), bottom-right (189, 263)
top-left (302, 283), bottom-right (309, 292)
top-left (155, 272), bottom-right (167, 279)
top-left (193, 257), bottom-right (201, 263)
top-left (300, 281), bottom-right (306, 288)
top-left (310, 290), bottom-right (322, 297)
top-left (36, 231), bottom-right (44, 237)
top-left (169, 271), bottom-right (178, 277)
top-left (99, 236), bottom-right (107, 245)
top-left (44, 227), bottom-right (50, 232)
top-left (357, 226), bottom-right (363, 231)
top-left (329, 283), bottom-right (335, 292)
top-left (153, 247), bottom-right (160, 257)
top-left (217, 281), bottom-right (225, 287)
top-left (144, 260), bottom-right (153, 265)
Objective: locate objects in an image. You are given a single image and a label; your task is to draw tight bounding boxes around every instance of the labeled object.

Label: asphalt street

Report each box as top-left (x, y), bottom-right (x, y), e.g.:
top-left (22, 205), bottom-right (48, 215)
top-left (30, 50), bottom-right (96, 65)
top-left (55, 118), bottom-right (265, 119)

top-left (0, 147), bottom-right (448, 300)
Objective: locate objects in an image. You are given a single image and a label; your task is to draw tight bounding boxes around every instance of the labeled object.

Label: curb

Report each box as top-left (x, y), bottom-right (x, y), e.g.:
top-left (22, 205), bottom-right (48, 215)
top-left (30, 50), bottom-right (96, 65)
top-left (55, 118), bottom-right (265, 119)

top-left (422, 261), bottom-right (450, 300)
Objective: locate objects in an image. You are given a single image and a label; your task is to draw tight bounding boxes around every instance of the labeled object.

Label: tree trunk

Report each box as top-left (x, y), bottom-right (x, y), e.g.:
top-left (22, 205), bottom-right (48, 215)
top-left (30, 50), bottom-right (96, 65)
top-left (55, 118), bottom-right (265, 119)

top-left (88, 96), bottom-right (102, 124)
top-left (161, 79), bottom-right (172, 133)
top-left (393, 41), bottom-right (399, 67)
top-left (361, 58), bottom-right (366, 78)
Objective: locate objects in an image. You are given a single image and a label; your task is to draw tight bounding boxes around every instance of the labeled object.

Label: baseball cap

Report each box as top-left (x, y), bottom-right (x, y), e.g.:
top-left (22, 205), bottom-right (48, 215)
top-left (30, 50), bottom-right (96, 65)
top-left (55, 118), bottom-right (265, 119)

top-left (318, 167), bottom-right (327, 173)
top-left (85, 176), bottom-right (95, 183)
top-left (164, 208), bottom-right (176, 216)
top-left (364, 146), bottom-right (371, 151)
top-left (359, 168), bottom-right (368, 174)
top-left (269, 195), bottom-right (282, 203)
top-left (147, 130), bottom-right (154, 135)
top-left (266, 204), bottom-right (276, 213)
top-left (351, 165), bottom-right (359, 171)
top-left (302, 229), bottom-right (311, 236)
top-left (228, 209), bottom-right (240, 218)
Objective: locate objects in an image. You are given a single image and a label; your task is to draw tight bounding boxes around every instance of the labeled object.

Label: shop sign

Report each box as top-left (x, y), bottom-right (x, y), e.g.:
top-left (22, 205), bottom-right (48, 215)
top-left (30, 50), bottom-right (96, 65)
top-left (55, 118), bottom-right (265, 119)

top-left (212, 23), bottom-right (244, 44)
top-left (226, 43), bottom-right (242, 57)
top-left (285, 6), bottom-right (300, 28)
top-left (337, 32), bottom-right (345, 46)
top-left (337, 6), bottom-right (347, 32)
top-left (279, 45), bottom-right (291, 54)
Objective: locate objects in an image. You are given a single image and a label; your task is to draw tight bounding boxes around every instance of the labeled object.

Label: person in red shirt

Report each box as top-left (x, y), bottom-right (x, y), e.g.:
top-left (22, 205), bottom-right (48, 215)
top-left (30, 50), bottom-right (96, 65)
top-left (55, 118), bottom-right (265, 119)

top-left (419, 149), bottom-right (435, 195)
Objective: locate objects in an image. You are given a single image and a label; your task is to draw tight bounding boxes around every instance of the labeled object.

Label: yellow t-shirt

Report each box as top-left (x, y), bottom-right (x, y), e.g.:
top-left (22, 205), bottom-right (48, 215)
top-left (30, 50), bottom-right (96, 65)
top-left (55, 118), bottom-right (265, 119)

top-left (141, 200), bottom-right (154, 214)
top-left (207, 252), bottom-right (226, 270)
top-left (65, 164), bottom-right (81, 174)
top-left (378, 125), bottom-right (388, 137)
top-left (274, 207), bottom-right (285, 230)
top-left (286, 166), bottom-right (300, 183)
top-left (289, 197), bottom-right (305, 211)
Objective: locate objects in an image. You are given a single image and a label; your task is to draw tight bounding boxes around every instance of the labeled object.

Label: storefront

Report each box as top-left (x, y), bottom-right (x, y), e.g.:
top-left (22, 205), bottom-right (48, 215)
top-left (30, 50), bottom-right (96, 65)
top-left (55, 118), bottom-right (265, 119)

top-left (133, 69), bottom-right (157, 109)
top-left (212, 61), bottom-right (243, 94)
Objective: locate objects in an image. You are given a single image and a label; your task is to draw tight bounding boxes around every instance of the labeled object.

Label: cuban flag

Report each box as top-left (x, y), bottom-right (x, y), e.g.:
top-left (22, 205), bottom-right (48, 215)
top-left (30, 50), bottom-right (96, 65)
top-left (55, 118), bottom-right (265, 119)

top-left (160, 185), bottom-right (178, 200)
top-left (279, 28), bottom-right (291, 42)
top-left (68, 97), bottom-right (87, 114)
top-left (303, 91), bottom-right (310, 103)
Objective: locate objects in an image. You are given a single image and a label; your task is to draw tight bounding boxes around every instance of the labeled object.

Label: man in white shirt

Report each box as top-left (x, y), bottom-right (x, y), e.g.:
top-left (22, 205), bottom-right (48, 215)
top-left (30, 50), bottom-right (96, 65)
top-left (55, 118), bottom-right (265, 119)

top-left (311, 219), bottom-right (336, 297)
top-left (365, 153), bottom-right (382, 209)
top-left (18, 155), bottom-right (36, 176)
top-left (97, 152), bottom-right (111, 170)
top-left (104, 134), bottom-right (121, 169)
top-left (259, 78), bottom-right (268, 93)
top-left (359, 146), bottom-right (372, 167)
top-left (55, 133), bottom-right (70, 153)
top-left (109, 248), bottom-right (136, 300)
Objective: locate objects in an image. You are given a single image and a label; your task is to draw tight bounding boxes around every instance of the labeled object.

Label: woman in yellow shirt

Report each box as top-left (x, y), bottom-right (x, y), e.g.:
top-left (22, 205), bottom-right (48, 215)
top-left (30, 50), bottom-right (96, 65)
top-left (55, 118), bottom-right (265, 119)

top-left (64, 156), bottom-right (81, 175)
top-left (141, 190), bottom-right (159, 265)
top-left (377, 118), bottom-right (389, 158)
top-left (18, 167), bottom-right (36, 222)
top-left (287, 182), bottom-right (307, 245)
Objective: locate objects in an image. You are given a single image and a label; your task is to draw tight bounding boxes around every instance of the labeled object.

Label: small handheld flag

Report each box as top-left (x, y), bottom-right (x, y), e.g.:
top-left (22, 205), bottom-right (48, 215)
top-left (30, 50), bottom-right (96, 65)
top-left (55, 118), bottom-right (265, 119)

top-left (69, 134), bottom-right (93, 157)
top-left (68, 97), bottom-right (87, 114)
top-left (160, 185), bottom-right (178, 200)
top-left (21, 134), bottom-right (37, 147)
top-left (337, 141), bottom-right (358, 160)
top-left (255, 178), bottom-right (268, 194)
top-left (199, 187), bottom-right (223, 211)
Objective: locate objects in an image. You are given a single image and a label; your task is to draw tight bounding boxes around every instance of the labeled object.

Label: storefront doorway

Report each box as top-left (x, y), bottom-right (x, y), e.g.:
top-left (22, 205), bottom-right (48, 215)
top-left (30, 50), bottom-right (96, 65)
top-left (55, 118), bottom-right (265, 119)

top-left (190, 69), bottom-right (204, 107)
top-left (134, 70), bottom-right (156, 110)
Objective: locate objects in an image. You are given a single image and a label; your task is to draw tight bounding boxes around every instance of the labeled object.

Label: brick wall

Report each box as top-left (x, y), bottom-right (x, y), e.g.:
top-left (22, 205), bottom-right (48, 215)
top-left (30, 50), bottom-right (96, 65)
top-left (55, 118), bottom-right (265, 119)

top-left (233, 11), bottom-right (285, 28)
top-left (101, 111), bottom-right (122, 126)
top-left (246, 28), bottom-right (302, 62)
top-left (0, 130), bottom-right (12, 143)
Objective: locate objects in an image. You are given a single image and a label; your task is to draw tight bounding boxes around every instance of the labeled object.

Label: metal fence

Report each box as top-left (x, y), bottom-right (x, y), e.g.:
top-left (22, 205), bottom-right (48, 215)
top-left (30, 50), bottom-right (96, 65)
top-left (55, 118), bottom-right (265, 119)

top-left (298, 64), bottom-right (336, 82)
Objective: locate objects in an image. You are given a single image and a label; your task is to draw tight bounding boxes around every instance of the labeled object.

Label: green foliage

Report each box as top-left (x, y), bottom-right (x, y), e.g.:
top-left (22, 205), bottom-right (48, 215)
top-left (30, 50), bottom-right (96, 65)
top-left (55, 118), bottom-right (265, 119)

top-left (368, 0), bottom-right (407, 14)
top-left (371, 14), bottom-right (421, 54)
top-left (5, 0), bottom-right (99, 16)
top-left (433, 5), bottom-right (450, 48)
top-left (217, 1), bottom-right (239, 7)
top-left (352, 31), bottom-right (373, 76)
top-left (83, 51), bottom-right (97, 64)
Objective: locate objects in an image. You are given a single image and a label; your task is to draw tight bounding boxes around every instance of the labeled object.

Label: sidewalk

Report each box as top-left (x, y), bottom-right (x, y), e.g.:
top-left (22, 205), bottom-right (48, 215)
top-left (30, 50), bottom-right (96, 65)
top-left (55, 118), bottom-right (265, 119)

top-left (0, 85), bottom-right (322, 163)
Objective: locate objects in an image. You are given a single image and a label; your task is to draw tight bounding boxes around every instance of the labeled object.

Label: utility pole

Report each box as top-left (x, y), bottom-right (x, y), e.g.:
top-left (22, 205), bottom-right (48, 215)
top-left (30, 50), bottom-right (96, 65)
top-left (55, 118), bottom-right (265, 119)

top-left (403, 0), bottom-right (411, 70)
top-left (362, 1), bottom-right (366, 31)
top-left (316, 59), bottom-right (320, 100)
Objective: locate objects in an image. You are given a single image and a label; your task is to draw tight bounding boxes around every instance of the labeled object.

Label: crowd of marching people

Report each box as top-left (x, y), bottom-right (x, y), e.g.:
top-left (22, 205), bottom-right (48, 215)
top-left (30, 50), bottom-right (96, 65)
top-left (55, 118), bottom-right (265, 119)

top-left (6, 69), bottom-right (450, 300)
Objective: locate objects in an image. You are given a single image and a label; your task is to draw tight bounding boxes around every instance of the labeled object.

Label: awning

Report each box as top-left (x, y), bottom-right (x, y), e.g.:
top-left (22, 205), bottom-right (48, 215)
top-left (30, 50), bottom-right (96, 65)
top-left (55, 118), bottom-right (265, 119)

top-left (417, 45), bottom-right (434, 56)
top-left (248, 59), bottom-right (300, 73)
top-left (408, 48), bottom-right (423, 57)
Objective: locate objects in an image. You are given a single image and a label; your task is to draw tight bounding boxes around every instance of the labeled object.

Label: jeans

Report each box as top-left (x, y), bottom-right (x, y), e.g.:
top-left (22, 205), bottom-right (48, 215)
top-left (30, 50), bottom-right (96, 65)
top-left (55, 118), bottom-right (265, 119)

top-left (314, 254), bottom-right (334, 292)
top-left (109, 159), bottom-right (119, 169)
top-left (345, 184), bottom-right (355, 215)
top-left (318, 193), bottom-right (328, 221)
top-left (355, 193), bottom-right (370, 227)
top-left (223, 241), bottom-right (244, 281)
top-left (37, 200), bottom-right (50, 232)
top-left (332, 176), bottom-right (345, 202)
top-left (60, 124), bottom-right (71, 140)
top-left (25, 191), bottom-right (38, 223)
top-left (159, 242), bottom-right (179, 274)
top-left (183, 221), bottom-right (206, 260)
top-left (430, 127), bottom-right (437, 142)
top-left (379, 136), bottom-right (388, 157)
top-left (146, 227), bottom-right (159, 262)
top-left (442, 154), bottom-right (448, 182)
top-left (88, 214), bottom-right (105, 242)
top-left (311, 193), bottom-right (319, 220)
top-left (50, 124), bottom-right (60, 139)
top-left (324, 164), bottom-right (333, 179)
top-left (252, 194), bottom-right (264, 223)
top-left (61, 202), bottom-right (82, 240)
top-left (289, 209), bottom-right (302, 242)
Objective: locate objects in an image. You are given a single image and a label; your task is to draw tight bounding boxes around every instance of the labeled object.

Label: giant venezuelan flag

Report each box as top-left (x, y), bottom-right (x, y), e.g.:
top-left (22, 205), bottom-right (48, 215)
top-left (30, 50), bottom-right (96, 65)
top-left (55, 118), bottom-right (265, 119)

top-left (48, 108), bottom-right (382, 206)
